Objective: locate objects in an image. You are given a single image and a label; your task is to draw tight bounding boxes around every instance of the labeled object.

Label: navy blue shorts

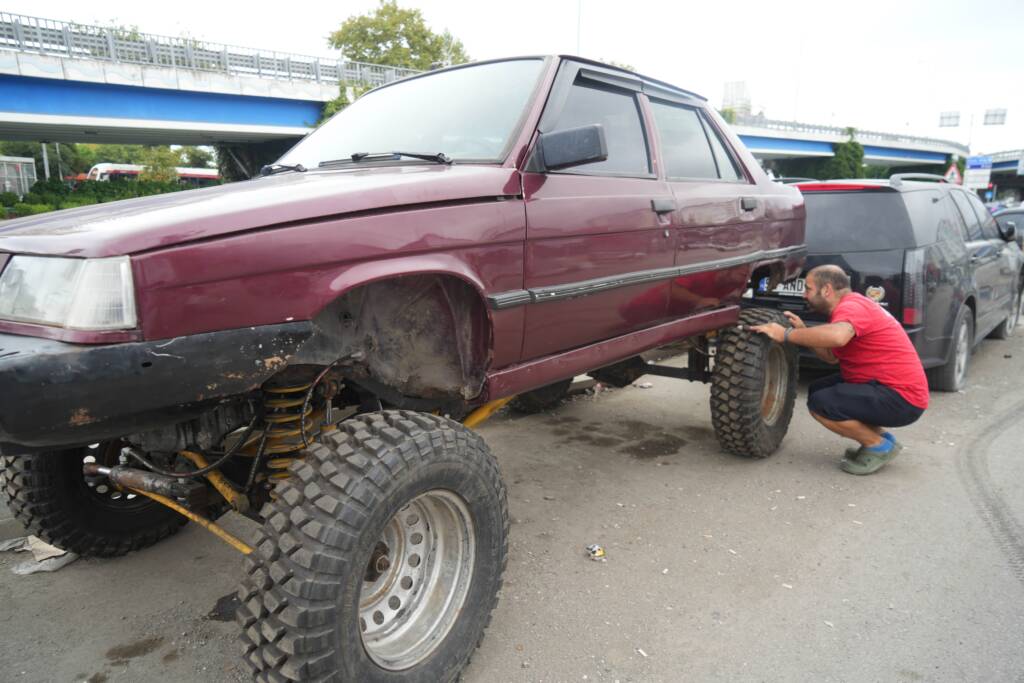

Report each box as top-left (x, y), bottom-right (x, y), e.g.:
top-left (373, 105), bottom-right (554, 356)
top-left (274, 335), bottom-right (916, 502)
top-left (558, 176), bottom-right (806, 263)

top-left (806, 373), bottom-right (924, 427)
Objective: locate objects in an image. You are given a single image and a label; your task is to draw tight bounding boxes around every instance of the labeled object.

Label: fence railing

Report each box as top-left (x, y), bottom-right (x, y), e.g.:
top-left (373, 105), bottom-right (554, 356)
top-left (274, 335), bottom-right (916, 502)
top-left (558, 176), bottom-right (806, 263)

top-left (0, 12), bottom-right (422, 86)
top-left (734, 114), bottom-right (970, 155)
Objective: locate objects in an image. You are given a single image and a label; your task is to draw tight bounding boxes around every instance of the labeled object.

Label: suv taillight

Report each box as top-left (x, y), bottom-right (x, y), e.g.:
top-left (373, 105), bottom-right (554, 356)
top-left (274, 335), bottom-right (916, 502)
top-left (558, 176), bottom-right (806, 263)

top-left (902, 247), bottom-right (927, 325)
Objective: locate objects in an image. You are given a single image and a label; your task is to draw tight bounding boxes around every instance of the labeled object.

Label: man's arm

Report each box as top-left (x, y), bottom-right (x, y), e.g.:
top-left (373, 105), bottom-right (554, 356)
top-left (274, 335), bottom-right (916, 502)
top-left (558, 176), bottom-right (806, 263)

top-left (749, 319), bottom-right (854, 365)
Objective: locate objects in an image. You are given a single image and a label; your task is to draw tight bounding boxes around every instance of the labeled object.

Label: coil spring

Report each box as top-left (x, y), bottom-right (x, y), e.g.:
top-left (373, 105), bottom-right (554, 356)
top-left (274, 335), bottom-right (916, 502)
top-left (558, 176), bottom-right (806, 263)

top-left (262, 381), bottom-right (316, 480)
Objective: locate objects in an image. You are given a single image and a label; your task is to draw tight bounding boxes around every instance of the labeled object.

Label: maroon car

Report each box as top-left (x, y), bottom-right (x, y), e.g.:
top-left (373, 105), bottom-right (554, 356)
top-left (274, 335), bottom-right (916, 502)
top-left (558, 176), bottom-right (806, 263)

top-left (0, 56), bottom-right (804, 681)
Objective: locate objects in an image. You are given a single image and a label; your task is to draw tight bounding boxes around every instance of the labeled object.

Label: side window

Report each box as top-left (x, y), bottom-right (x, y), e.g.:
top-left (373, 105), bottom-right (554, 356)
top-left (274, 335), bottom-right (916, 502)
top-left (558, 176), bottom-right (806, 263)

top-left (941, 193), bottom-right (971, 243)
top-left (950, 191), bottom-right (983, 241)
top-left (550, 80), bottom-right (650, 176)
top-left (702, 117), bottom-right (744, 181)
top-left (649, 101), bottom-right (718, 179)
top-left (966, 193), bottom-right (1001, 240)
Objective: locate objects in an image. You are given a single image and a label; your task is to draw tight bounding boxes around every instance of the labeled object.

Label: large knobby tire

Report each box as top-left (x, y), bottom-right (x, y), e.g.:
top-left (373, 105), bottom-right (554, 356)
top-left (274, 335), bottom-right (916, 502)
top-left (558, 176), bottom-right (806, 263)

top-left (237, 411), bottom-right (509, 683)
top-left (710, 308), bottom-right (799, 458)
top-left (509, 378), bottom-right (572, 414)
top-left (0, 447), bottom-right (186, 557)
top-left (928, 306), bottom-right (973, 392)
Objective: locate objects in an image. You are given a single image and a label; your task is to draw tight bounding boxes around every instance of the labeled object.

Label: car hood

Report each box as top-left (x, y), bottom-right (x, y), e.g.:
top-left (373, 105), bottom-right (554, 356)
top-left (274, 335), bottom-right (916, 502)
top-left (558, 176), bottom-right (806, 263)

top-left (0, 165), bottom-right (522, 258)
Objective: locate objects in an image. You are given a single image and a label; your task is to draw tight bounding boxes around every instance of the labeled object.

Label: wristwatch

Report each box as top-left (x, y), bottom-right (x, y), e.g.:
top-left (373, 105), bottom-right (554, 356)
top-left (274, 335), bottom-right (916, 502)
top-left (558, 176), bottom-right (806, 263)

top-left (783, 327), bottom-right (792, 344)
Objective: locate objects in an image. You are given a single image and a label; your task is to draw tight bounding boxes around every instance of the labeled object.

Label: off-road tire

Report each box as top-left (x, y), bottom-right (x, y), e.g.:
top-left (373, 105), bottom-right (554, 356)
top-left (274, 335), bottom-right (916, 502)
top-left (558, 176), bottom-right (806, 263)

top-left (236, 411), bottom-right (509, 683)
top-left (710, 308), bottom-right (799, 458)
top-left (0, 449), bottom-right (186, 557)
top-left (928, 306), bottom-right (973, 392)
top-left (509, 378), bottom-right (572, 414)
top-left (588, 356), bottom-right (648, 388)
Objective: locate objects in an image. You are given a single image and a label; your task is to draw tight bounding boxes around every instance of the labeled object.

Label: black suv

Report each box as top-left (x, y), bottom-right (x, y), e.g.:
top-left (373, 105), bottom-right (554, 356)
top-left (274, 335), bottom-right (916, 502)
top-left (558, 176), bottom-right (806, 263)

top-left (753, 174), bottom-right (1023, 391)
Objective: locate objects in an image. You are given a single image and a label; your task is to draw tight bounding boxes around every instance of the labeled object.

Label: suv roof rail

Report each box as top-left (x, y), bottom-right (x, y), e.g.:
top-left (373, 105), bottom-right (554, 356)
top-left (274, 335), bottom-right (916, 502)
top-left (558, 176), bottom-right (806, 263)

top-left (889, 173), bottom-right (948, 187)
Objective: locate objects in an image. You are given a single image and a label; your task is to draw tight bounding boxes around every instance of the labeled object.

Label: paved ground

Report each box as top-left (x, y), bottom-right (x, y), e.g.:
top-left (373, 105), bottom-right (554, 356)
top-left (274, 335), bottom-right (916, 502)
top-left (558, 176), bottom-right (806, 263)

top-left (2, 333), bottom-right (1023, 682)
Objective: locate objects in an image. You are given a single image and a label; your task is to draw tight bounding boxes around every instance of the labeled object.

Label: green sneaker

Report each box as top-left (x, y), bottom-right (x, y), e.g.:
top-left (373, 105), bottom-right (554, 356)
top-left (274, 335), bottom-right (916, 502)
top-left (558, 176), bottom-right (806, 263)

top-left (841, 441), bottom-right (902, 475)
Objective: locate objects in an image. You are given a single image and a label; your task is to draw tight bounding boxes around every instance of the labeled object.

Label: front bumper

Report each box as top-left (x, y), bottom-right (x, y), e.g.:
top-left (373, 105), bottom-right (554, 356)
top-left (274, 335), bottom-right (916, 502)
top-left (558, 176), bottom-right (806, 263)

top-left (0, 323), bottom-right (313, 454)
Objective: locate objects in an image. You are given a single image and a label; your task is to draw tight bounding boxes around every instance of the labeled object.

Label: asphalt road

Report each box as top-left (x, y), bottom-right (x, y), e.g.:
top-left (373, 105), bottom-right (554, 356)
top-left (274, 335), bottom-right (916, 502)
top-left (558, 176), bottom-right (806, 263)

top-left (2, 332), bottom-right (1023, 682)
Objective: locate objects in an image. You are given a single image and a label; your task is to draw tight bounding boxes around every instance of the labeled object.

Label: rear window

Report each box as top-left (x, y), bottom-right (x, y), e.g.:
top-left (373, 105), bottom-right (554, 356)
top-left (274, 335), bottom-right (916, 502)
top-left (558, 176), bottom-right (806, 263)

top-left (803, 192), bottom-right (916, 253)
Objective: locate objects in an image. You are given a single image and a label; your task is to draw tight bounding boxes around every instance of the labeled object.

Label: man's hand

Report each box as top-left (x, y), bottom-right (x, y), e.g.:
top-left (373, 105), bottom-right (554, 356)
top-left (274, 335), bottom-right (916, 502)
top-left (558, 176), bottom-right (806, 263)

top-left (750, 321), bottom-right (785, 343)
top-left (783, 311), bottom-right (806, 329)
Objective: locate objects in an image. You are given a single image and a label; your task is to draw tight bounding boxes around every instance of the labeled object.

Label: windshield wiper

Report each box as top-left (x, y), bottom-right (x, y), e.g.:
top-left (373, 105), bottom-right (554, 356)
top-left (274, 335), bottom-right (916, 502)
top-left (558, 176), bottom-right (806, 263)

top-left (320, 151), bottom-right (453, 167)
top-left (259, 163), bottom-right (307, 176)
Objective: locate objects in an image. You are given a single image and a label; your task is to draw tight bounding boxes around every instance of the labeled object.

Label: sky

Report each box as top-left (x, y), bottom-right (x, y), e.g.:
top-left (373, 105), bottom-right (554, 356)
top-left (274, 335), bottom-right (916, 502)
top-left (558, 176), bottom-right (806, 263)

top-left (7, 0), bottom-right (1023, 155)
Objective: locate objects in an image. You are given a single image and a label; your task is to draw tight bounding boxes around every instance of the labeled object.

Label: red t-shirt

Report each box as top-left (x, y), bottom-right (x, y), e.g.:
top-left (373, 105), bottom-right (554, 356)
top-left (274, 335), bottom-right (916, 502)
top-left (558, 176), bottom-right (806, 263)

top-left (829, 293), bottom-right (929, 409)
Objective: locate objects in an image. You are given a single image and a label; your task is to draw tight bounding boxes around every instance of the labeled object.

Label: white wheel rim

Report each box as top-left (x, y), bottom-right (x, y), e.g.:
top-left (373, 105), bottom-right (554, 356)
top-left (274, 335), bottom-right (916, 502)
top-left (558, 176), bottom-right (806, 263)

top-left (360, 489), bottom-right (475, 670)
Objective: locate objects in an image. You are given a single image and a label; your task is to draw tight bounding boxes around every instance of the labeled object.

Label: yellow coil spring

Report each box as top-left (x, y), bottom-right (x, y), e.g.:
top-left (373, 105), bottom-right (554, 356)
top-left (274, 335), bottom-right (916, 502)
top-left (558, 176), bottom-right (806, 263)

top-left (262, 382), bottom-right (315, 480)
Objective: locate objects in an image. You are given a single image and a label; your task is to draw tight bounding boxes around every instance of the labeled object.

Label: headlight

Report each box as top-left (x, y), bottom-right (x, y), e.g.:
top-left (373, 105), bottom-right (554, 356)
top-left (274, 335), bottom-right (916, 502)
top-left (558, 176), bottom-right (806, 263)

top-left (0, 255), bottom-right (137, 330)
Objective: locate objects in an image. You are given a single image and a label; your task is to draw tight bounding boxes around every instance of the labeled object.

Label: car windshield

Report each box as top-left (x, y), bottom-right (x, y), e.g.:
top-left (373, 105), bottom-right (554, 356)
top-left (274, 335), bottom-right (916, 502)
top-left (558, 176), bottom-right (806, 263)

top-left (278, 59), bottom-right (545, 168)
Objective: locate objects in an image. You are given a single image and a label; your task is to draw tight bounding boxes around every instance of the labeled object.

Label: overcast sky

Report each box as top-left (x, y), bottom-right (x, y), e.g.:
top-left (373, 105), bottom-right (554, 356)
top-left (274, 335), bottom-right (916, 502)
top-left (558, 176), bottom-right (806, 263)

top-left (8, 0), bottom-right (1022, 155)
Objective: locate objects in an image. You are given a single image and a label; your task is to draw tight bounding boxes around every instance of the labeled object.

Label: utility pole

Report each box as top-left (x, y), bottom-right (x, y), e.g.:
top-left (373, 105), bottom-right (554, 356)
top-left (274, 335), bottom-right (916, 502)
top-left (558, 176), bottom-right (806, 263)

top-left (40, 142), bottom-right (50, 181)
top-left (576, 0), bottom-right (582, 55)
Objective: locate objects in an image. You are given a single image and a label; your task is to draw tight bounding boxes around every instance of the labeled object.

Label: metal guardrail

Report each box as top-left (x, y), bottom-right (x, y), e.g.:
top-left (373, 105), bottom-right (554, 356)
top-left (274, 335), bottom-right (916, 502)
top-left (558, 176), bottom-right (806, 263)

top-left (990, 150), bottom-right (1023, 163)
top-left (733, 114), bottom-right (970, 155)
top-left (0, 12), bottom-right (422, 86)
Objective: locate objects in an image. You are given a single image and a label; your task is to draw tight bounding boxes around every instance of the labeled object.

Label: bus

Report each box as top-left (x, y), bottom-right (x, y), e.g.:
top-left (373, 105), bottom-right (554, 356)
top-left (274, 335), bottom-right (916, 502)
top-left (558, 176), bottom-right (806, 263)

top-left (86, 163), bottom-right (221, 186)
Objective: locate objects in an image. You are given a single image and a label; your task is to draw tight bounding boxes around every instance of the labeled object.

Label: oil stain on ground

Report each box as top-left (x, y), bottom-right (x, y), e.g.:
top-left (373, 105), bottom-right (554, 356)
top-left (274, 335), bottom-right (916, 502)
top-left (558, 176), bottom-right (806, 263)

top-left (207, 592), bottom-right (241, 622)
top-left (552, 418), bottom-right (698, 459)
top-left (105, 636), bottom-right (164, 664)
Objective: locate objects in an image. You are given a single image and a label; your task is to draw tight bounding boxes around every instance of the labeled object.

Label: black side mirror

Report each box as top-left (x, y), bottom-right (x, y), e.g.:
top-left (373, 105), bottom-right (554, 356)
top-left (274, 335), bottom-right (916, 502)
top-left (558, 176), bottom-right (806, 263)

top-left (537, 124), bottom-right (608, 171)
top-left (1001, 220), bottom-right (1017, 242)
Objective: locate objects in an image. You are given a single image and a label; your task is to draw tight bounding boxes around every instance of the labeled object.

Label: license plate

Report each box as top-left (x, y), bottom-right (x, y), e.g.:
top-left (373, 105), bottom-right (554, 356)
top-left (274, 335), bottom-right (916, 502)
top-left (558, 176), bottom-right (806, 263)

top-left (759, 277), bottom-right (805, 297)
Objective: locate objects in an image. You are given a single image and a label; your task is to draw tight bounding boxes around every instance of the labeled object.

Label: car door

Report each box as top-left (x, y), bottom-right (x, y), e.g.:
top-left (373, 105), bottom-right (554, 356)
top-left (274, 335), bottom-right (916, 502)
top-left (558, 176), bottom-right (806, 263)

top-left (951, 189), bottom-right (1005, 336)
top-left (519, 63), bottom-right (675, 359)
top-left (645, 98), bottom-right (764, 316)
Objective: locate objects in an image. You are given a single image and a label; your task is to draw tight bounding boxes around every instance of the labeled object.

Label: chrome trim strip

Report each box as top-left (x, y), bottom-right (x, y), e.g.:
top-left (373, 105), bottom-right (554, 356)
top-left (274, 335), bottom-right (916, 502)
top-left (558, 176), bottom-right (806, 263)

top-left (487, 245), bottom-right (805, 310)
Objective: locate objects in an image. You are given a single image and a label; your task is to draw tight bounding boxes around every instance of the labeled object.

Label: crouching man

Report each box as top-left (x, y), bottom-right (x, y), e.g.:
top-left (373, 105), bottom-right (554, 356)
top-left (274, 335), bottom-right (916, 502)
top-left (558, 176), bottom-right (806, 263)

top-left (751, 265), bottom-right (928, 475)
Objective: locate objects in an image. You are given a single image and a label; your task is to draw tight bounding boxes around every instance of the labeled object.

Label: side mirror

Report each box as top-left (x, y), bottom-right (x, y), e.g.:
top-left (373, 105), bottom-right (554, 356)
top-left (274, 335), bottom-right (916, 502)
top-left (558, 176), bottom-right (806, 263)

top-left (1001, 220), bottom-right (1017, 242)
top-left (537, 124), bottom-right (608, 171)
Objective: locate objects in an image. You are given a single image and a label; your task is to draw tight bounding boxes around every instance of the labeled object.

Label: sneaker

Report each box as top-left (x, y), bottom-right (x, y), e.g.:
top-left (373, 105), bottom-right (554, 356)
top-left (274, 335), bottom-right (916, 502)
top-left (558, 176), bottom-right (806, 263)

top-left (841, 441), bottom-right (903, 475)
top-left (843, 432), bottom-right (899, 461)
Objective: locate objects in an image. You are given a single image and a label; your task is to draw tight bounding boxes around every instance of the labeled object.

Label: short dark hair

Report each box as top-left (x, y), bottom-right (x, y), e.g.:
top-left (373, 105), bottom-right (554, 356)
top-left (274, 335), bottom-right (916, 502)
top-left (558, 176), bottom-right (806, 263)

top-left (808, 265), bottom-right (851, 292)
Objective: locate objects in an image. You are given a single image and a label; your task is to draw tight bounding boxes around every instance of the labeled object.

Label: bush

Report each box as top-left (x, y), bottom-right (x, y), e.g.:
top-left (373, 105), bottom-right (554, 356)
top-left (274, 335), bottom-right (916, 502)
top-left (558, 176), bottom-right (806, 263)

top-left (57, 198), bottom-right (98, 210)
top-left (12, 203), bottom-right (54, 217)
top-left (0, 192), bottom-right (18, 207)
top-left (21, 192), bottom-right (45, 205)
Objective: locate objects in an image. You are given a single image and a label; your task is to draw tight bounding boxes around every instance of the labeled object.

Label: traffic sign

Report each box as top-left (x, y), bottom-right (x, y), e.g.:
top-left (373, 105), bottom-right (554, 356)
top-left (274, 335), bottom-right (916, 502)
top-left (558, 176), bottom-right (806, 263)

top-left (943, 163), bottom-right (962, 184)
top-left (964, 155), bottom-right (993, 190)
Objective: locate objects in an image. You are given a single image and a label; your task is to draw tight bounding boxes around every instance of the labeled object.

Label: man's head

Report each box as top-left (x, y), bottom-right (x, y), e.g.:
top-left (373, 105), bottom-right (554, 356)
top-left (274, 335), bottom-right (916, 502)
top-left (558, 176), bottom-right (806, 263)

top-left (804, 265), bottom-right (851, 314)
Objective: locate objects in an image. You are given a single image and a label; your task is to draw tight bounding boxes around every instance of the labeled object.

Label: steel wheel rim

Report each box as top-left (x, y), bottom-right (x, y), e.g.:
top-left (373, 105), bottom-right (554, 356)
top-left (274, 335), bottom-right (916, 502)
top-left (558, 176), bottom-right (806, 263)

top-left (80, 442), bottom-right (149, 511)
top-left (760, 343), bottom-right (788, 426)
top-left (360, 489), bottom-right (475, 670)
top-left (954, 319), bottom-right (969, 385)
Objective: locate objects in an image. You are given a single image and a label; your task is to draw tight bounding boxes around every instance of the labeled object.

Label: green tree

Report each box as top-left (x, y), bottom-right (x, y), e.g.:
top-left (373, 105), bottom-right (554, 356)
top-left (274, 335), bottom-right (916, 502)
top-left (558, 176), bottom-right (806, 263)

top-left (328, 1), bottom-right (469, 70)
top-left (319, 82), bottom-right (375, 124)
top-left (178, 145), bottom-right (215, 168)
top-left (719, 108), bottom-right (737, 124)
top-left (821, 130), bottom-right (864, 179)
top-left (139, 146), bottom-right (180, 182)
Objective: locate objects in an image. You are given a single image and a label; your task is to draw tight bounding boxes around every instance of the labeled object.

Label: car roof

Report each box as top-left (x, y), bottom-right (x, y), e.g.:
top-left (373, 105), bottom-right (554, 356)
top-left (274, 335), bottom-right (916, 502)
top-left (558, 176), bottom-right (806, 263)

top-left (362, 55), bottom-right (707, 103)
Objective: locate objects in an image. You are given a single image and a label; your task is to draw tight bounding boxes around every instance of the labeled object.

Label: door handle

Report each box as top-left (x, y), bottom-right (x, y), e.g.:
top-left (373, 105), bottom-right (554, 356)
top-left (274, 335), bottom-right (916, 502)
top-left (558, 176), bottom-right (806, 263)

top-left (651, 198), bottom-right (677, 214)
top-left (741, 197), bottom-right (758, 212)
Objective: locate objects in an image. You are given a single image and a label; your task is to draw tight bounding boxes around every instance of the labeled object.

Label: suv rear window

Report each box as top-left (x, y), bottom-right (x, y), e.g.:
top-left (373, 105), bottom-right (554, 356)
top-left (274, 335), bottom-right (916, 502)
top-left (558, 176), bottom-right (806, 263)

top-left (802, 192), bottom-right (916, 253)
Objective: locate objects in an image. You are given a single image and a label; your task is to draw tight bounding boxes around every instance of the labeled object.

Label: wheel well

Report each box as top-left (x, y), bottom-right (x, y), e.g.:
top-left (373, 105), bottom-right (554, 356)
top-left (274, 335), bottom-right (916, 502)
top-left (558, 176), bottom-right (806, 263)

top-left (964, 296), bottom-right (976, 324)
top-left (748, 263), bottom-right (786, 291)
top-left (291, 274), bottom-right (492, 405)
